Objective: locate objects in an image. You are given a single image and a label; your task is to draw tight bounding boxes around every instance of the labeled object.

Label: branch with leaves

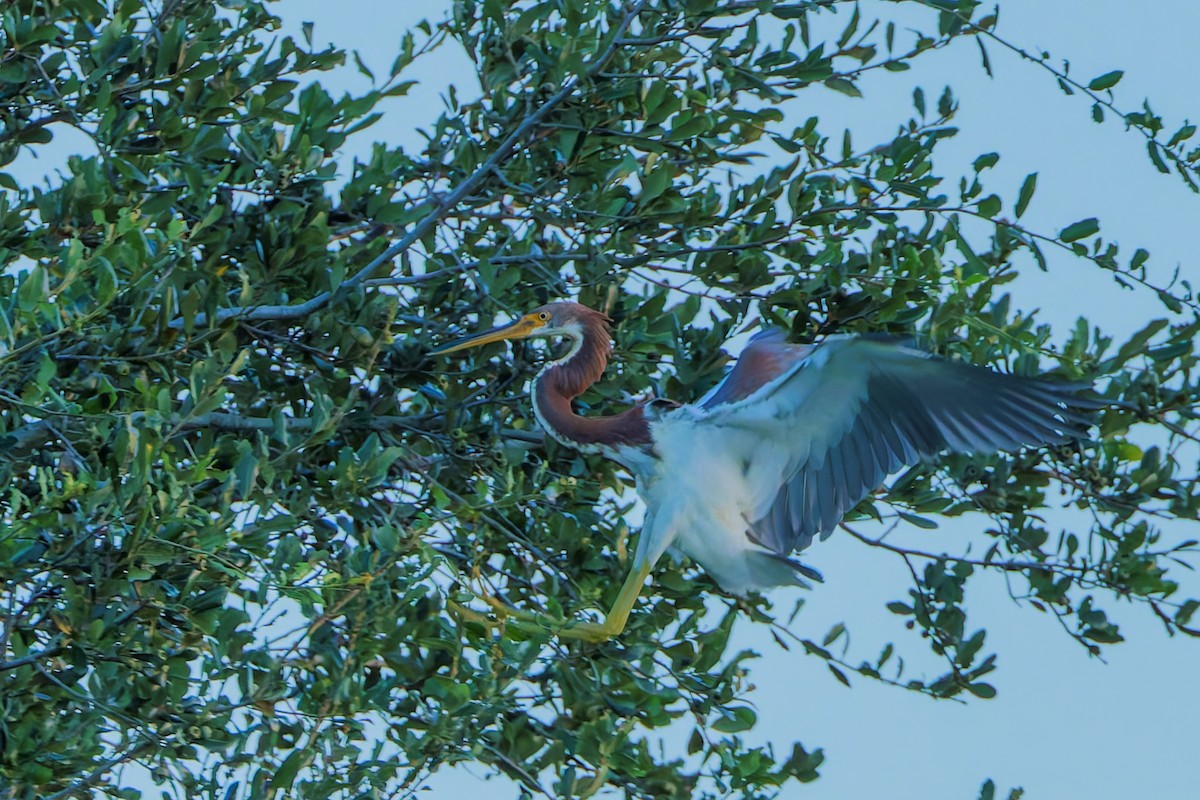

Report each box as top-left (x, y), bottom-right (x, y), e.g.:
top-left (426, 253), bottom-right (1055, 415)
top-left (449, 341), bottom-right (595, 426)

top-left (1, 1), bottom-right (1196, 799)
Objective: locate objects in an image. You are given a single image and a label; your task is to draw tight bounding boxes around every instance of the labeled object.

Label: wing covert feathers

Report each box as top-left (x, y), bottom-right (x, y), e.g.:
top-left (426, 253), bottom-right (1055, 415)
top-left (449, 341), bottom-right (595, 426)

top-left (725, 336), bottom-right (1101, 557)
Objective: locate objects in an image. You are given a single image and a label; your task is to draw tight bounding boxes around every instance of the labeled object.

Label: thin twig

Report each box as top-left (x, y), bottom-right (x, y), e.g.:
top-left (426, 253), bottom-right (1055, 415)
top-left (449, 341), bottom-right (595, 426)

top-left (0, 643), bottom-right (63, 673)
top-left (41, 741), bottom-right (158, 800)
top-left (176, 1), bottom-right (650, 329)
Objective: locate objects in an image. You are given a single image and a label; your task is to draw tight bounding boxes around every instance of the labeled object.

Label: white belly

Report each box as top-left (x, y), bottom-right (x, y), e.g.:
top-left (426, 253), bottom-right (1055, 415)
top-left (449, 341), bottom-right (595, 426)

top-left (634, 415), bottom-right (802, 594)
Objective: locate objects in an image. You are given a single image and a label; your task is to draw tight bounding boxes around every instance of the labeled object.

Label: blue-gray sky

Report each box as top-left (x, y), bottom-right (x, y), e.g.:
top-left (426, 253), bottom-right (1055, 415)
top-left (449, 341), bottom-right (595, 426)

top-left (13, 1), bottom-right (1198, 797)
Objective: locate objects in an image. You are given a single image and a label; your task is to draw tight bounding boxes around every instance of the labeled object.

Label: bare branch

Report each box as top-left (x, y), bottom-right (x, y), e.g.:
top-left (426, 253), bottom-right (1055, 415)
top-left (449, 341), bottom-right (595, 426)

top-left (0, 644), bottom-right (63, 673)
top-left (177, 1), bottom-right (650, 329)
top-left (42, 742), bottom-right (158, 800)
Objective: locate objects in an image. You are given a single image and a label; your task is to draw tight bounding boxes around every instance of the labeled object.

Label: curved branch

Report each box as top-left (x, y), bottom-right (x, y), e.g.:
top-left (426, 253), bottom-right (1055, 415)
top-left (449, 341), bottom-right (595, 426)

top-left (42, 742), bottom-right (158, 800)
top-left (914, 0), bottom-right (1199, 190)
top-left (175, 0), bottom-right (650, 329)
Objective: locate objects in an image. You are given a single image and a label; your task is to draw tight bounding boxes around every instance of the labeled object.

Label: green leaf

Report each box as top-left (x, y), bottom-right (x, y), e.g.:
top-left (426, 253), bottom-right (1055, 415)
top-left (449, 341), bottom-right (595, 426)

top-left (639, 167), bottom-right (673, 205)
top-left (233, 439), bottom-right (259, 498)
top-left (1059, 217), bottom-right (1100, 242)
top-left (1103, 318), bottom-right (1168, 370)
top-left (1087, 70), bottom-right (1124, 91)
top-left (822, 622), bottom-right (846, 646)
top-left (1146, 141), bottom-right (1170, 173)
top-left (93, 258), bottom-right (118, 304)
top-left (1157, 290), bottom-right (1183, 313)
top-left (668, 113), bottom-right (710, 141)
top-left (771, 4), bottom-right (811, 19)
top-left (899, 511), bottom-right (939, 530)
top-left (827, 663), bottom-right (851, 687)
top-left (191, 203), bottom-right (225, 236)
top-left (973, 152), bottom-right (999, 171)
top-left (1130, 247), bottom-right (1150, 270)
top-left (1167, 124), bottom-right (1196, 147)
top-left (967, 682), bottom-right (997, 699)
top-left (383, 80), bottom-right (416, 98)
top-left (1178, 600), bottom-right (1200, 626)
top-left (1030, 239), bottom-right (1048, 271)
top-left (1148, 340), bottom-right (1192, 363)
top-left (976, 38), bottom-right (992, 77)
top-left (977, 194), bottom-right (1001, 219)
top-left (17, 266), bottom-right (48, 310)
top-left (824, 77), bottom-right (862, 98)
top-left (269, 751), bottom-right (309, 793)
top-left (712, 706), bottom-right (757, 733)
top-left (772, 134), bottom-right (805, 154)
top-left (1015, 172), bottom-right (1037, 218)
top-left (0, 61), bottom-right (27, 84)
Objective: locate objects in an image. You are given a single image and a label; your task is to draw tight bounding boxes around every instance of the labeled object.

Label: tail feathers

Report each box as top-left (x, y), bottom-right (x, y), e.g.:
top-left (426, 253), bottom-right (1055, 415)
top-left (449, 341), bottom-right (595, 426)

top-left (747, 530), bottom-right (824, 584)
top-left (748, 550), bottom-right (824, 590)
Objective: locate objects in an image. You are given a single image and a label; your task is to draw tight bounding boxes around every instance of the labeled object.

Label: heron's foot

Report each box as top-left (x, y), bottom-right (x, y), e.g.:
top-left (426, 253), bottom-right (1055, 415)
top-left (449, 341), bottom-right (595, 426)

top-left (449, 593), bottom-right (617, 642)
top-left (552, 618), bottom-right (623, 643)
top-left (449, 562), bottom-right (653, 644)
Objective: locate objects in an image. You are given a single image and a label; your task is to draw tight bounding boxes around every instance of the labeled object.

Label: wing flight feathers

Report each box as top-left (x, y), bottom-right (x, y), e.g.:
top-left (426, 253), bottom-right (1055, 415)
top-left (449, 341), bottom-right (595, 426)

top-left (698, 334), bottom-right (1100, 557)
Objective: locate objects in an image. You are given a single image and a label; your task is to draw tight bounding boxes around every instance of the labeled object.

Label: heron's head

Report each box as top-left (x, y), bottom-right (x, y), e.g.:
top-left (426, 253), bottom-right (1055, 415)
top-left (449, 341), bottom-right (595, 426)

top-left (431, 302), bottom-right (609, 355)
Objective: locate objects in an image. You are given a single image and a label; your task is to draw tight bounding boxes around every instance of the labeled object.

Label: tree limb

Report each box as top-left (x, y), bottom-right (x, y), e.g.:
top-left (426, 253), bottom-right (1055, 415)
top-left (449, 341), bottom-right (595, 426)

top-left (176, 0), bottom-right (650, 329)
top-left (41, 741), bottom-right (158, 800)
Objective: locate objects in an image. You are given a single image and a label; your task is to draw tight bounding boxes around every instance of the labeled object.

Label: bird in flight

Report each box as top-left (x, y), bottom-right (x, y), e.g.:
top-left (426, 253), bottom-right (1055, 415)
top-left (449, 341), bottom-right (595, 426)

top-left (434, 301), bottom-right (1098, 641)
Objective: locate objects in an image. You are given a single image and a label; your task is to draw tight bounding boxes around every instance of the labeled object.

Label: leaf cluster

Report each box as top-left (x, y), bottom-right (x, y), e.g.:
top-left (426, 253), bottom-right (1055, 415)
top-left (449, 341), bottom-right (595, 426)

top-left (0, 1), bottom-right (1197, 798)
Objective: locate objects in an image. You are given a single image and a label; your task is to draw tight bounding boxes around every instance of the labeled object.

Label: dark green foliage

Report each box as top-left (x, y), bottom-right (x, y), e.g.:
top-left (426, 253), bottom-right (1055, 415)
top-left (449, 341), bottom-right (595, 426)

top-left (0, 1), bottom-right (1197, 798)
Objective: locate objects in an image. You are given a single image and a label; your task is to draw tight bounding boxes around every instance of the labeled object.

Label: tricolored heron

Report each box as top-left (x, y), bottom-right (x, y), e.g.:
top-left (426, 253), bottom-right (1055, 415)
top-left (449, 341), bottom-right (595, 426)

top-left (434, 302), bottom-right (1097, 642)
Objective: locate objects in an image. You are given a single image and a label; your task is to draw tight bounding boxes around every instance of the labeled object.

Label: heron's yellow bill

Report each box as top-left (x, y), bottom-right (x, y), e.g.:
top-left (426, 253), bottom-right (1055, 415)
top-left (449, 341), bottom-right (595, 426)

top-left (430, 314), bottom-right (545, 355)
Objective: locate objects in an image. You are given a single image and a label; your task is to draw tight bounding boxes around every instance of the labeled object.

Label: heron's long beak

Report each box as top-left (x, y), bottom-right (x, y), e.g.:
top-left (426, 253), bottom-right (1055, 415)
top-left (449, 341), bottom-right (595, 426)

top-left (430, 315), bottom-right (542, 355)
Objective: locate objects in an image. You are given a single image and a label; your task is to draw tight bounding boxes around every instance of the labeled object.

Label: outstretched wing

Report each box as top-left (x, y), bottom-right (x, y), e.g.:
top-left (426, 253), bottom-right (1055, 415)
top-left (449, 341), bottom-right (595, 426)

top-left (698, 334), bottom-right (1101, 557)
top-left (698, 329), bottom-right (814, 409)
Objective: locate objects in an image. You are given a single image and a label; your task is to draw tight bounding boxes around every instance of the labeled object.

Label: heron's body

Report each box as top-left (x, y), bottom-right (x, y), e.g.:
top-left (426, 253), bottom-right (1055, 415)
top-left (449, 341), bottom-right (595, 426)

top-left (436, 302), bottom-right (1099, 638)
top-left (637, 411), bottom-right (809, 593)
top-left (519, 310), bottom-right (786, 592)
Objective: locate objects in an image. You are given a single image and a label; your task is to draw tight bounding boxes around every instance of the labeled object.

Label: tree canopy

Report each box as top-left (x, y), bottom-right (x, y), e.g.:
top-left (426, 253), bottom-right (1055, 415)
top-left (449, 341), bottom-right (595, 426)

top-left (1, 1), bottom-right (1197, 798)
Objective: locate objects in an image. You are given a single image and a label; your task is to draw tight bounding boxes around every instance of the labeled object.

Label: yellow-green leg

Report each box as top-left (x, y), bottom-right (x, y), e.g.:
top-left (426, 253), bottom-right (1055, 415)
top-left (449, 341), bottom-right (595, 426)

top-left (554, 561), bottom-right (652, 642)
top-left (451, 562), bottom-right (653, 643)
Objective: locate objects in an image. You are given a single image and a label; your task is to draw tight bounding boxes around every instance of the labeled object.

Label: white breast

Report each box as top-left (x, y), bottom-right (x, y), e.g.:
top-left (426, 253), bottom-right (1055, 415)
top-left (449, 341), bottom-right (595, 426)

top-left (632, 411), bottom-right (799, 594)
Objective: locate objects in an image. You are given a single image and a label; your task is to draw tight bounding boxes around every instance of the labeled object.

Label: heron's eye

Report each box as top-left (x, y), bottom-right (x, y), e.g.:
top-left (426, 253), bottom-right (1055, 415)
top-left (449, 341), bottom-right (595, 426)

top-left (538, 312), bottom-right (550, 322)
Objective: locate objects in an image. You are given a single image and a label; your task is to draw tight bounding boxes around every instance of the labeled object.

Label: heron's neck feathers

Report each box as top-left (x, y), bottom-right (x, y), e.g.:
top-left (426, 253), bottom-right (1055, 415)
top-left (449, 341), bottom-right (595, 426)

top-left (544, 313), bottom-right (611, 400)
top-left (532, 313), bottom-right (652, 452)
